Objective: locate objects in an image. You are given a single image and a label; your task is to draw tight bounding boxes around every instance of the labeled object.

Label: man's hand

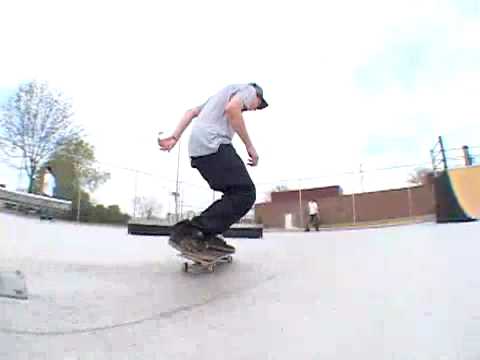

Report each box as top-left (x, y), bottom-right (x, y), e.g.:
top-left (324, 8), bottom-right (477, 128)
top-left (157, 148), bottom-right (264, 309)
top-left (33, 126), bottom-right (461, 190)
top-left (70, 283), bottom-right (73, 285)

top-left (158, 107), bottom-right (201, 153)
top-left (246, 145), bottom-right (259, 166)
top-left (158, 135), bottom-right (178, 151)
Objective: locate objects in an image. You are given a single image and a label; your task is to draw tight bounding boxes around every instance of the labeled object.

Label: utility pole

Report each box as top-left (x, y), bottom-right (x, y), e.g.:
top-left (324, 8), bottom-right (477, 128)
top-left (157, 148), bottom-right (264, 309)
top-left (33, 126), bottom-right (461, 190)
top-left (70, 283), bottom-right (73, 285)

top-left (174, 138), bottom-right (181, 221)
top-left (438, 136), bottom-right (448, 170)
top-left (133, 170), bottom-right (138, 218)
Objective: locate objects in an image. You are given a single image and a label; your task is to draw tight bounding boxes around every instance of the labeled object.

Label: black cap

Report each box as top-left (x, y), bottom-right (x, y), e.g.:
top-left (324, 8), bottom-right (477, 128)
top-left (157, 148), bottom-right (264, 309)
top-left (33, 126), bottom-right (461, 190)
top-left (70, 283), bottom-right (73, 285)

top-left (249, 83), bottom-right (268, 110)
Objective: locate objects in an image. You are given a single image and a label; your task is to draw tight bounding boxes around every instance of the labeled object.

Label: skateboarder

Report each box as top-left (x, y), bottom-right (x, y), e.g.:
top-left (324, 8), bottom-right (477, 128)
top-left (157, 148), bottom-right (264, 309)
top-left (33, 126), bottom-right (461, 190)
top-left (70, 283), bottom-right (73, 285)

top-left (158, 83), bottom-right (268, 253)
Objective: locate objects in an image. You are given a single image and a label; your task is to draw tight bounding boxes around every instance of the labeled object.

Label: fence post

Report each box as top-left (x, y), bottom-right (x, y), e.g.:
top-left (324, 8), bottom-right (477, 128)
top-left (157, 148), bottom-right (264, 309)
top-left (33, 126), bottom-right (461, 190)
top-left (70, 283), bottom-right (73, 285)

top-left (352, 193), bottom-right (357, 225)
top-left (430, 149), bottom-right (437, 174)
top-left (438, 136), bottom-right (448, 170)
top-left (463, 145), bottom-right (473, 166)
top-left (407, 187), bottom-right (413, 218)
top-left (298, 185), bottom-right (303, 228)
top-left (359, 164), bottom-right (364, 192)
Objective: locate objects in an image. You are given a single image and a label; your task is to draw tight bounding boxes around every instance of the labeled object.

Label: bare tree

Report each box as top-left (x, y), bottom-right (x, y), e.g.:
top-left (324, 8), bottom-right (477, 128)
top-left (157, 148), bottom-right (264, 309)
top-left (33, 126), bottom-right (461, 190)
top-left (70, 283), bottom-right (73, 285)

top-left (266, 184), bottom-right (289, 202)
top-left (134, 196), bottom-right (163, 219)
top-left (408, 168), bottom-right (433, 185)
top-left (0, 81), bottom-right (79, 192)
top-left (273, 185), bottom-right (289, 192)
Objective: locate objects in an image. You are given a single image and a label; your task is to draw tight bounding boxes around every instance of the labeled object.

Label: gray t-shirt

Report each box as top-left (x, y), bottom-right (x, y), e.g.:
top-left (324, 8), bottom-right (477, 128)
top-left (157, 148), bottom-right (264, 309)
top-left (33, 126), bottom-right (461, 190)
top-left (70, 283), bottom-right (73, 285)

top-left (188, 84), bottom-right (257, 157)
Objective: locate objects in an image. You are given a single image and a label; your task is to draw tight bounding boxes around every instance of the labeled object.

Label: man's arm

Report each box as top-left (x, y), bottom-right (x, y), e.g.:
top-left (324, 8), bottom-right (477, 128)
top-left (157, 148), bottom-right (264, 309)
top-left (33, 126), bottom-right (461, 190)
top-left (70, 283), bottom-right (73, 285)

top-left (225, 97), bottom-right (253, 147)
top-left (225, 96), bottom-right (259, 166)
top-left (172, 106), bottom-right (202, 140)
top-left (158, 106), bottom-right (201, 151)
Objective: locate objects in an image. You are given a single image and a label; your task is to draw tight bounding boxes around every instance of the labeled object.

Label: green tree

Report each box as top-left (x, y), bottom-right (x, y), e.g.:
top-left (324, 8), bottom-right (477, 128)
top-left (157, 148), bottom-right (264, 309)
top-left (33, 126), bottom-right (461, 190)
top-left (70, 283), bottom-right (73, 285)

top-left (32, 137), bottom-right (130, 224)
top-left (85, 204), bottom-right (129, 224)
top-left (105, 205), bottom-right (130, 224)
top-left (47, 138), bottom-right (110, 220)
top-left (266, 184), bottom-right (289, 202)
top-left (0, 81), bottom-right (79, 192)
top-left (36, 138), bottom-right (110, 221)
top-left (50, 138), bottom-right (110, 194)
top-left (273, 185), bottom-right (288, 192)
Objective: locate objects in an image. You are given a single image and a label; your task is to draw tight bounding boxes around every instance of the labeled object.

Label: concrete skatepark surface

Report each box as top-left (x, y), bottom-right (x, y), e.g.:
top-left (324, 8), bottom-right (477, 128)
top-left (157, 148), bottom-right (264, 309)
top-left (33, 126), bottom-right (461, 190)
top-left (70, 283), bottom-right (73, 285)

top-left (1, 212), bottom-right (480, 359)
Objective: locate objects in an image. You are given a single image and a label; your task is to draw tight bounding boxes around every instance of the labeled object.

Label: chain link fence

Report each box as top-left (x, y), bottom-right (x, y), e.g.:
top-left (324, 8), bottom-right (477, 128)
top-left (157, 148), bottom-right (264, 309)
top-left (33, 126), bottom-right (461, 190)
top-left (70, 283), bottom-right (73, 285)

top-left (2, 137), bottom-right (478, 228)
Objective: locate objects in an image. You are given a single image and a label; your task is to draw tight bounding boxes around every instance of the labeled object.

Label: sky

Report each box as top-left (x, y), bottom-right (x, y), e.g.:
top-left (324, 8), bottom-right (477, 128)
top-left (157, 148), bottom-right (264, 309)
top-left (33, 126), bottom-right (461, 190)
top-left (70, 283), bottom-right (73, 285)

top-left (0, 0), bottom-right (479, 216)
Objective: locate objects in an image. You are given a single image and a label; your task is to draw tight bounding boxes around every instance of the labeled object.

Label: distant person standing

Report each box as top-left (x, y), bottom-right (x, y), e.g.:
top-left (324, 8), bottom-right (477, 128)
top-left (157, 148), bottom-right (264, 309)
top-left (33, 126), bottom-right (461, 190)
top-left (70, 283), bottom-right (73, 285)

top-left (41, 166), bottom-right (56, 197)
top-left (40, 166), bottom-right (56, 220)
top-left (305, 200), bottom-right (319, 231)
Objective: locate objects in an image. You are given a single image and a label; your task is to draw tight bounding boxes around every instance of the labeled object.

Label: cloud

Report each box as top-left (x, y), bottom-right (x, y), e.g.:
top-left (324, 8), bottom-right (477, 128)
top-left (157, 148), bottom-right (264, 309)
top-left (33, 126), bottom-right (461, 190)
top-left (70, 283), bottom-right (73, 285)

top-left (452, 0), bottom-right (480, 17)
top-left (355, 38), bottom-right (436, 92)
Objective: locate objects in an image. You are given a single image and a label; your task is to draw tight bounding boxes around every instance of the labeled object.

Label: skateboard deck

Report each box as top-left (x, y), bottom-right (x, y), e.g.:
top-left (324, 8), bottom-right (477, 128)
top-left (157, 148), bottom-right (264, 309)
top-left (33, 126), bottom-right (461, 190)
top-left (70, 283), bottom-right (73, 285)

top-left (179, 249), bottom-right (233, 273)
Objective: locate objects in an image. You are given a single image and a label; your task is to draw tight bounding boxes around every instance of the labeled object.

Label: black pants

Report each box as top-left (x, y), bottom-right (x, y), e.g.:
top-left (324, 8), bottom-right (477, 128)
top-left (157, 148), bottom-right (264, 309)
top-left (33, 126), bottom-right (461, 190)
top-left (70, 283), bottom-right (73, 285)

top-left (306, 214), bottom-right (319, 231)
top-left (190, 144), bottom-right (256, 235)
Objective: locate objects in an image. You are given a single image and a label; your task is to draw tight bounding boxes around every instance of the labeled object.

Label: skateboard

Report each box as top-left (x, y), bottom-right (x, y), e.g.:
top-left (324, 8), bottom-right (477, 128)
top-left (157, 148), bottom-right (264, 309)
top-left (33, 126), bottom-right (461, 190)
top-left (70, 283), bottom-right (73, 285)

top-left (179, 249), bottom-right (233, 273)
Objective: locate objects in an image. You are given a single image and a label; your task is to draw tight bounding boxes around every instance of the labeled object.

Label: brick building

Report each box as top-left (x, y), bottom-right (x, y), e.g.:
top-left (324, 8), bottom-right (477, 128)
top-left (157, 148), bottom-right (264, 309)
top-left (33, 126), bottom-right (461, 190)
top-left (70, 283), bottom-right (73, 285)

top-left (255, 183), bottom-right (436, 228)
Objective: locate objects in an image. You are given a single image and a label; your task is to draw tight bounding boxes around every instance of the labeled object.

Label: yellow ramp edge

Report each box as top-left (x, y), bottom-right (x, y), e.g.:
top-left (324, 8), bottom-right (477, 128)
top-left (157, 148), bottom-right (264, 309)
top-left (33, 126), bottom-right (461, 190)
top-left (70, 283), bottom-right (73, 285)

top-left (449, 165), bottom-right (480, 219)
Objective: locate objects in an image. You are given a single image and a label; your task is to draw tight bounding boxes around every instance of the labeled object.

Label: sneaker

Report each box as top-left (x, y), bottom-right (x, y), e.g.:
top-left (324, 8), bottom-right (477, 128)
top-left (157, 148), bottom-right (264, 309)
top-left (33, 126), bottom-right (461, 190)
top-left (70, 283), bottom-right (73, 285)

top-left (168, 220), bottom-right (189, 248)
top-left (205, 235), bottom-right (235, 254)
top-left (168, 220), bottom-right (206, 253)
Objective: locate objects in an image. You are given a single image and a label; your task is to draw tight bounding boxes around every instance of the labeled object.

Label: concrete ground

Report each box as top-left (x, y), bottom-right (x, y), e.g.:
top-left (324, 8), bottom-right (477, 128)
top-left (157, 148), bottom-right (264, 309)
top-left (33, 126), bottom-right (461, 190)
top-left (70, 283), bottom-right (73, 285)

top-left (1, 212), bottom-right (480, 359)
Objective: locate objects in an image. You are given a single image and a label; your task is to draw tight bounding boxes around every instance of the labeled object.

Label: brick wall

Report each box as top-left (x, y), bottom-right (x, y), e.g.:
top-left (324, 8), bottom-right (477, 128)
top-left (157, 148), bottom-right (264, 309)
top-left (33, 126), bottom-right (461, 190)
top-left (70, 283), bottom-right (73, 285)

top-left (255, 184), bottom-right (435, 228)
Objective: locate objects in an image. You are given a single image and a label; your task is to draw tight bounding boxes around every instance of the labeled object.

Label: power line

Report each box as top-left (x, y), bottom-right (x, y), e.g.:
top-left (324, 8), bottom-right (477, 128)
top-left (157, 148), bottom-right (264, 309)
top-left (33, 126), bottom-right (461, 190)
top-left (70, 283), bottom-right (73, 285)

top-left (255, 161), bottom-right (432, 186)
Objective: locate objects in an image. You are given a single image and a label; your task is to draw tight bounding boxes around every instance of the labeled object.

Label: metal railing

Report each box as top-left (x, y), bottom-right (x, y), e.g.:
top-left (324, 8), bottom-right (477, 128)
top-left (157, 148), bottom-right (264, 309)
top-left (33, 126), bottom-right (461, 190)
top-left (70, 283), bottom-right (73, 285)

top-left (430, 136), bottom-right (478, 172)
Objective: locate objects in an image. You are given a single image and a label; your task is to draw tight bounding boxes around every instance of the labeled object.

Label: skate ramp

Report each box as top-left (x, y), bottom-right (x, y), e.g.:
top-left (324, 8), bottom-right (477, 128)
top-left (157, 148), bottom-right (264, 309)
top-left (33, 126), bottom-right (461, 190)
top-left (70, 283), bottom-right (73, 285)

top-left (449, 165), bottom-right (480, 219)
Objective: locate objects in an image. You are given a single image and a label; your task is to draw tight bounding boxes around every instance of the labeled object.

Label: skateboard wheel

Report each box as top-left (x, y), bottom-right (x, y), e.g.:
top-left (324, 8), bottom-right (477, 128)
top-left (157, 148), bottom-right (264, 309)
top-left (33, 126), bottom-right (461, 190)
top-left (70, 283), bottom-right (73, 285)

top-left (208, 265), bottom-right (215, 272)
top-left (227, 256), bottom-right (233, 263)
top-left (184, 263), bottom-right (189, 272)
